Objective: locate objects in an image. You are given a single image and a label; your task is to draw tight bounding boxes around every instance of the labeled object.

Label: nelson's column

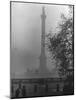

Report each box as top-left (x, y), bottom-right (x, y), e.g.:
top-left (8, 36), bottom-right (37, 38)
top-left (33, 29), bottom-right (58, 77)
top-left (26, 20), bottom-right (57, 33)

top-left (39, 7), bottom-right (48, 73)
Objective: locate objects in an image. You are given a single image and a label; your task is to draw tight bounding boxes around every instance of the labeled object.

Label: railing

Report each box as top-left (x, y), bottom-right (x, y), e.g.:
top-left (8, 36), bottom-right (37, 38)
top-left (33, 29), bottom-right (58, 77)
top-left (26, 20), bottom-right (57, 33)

top-left (11, 78), bottom-right (65, 84)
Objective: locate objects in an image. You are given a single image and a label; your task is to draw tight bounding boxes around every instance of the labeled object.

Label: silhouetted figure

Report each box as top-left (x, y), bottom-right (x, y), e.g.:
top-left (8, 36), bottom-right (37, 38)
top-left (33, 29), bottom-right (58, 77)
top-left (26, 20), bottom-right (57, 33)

top-left (15, 82), bottom-right (22, 98)
top-left (57, 83), bottom-right (59, 92)
top-left (22, 85), bottom-right (26, 97)
top-left (15, 87), bottom-right (20, 98)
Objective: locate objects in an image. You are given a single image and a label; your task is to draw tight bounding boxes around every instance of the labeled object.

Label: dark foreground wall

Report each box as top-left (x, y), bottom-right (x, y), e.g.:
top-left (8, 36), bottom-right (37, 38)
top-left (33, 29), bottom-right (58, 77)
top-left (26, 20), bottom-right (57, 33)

top-left (10, 78), bottom-right (74, 98)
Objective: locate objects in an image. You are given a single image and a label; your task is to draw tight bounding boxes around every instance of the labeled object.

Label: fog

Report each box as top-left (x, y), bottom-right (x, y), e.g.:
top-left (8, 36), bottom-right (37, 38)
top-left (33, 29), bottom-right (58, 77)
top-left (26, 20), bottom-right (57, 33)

top-left (11, 2), bottom-right (69, 76)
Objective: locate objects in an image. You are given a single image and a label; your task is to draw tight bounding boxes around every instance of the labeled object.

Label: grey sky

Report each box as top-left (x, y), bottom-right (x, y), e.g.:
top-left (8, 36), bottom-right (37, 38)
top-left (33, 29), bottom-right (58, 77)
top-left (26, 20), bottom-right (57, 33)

top-left (11, 2), bottom-right (69, 76)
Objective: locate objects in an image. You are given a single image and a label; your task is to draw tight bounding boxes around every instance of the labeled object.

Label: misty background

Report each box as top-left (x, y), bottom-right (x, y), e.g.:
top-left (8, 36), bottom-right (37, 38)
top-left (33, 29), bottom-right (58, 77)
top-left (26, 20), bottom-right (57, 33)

top-left (11, 2), bottom-right (69, 77)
